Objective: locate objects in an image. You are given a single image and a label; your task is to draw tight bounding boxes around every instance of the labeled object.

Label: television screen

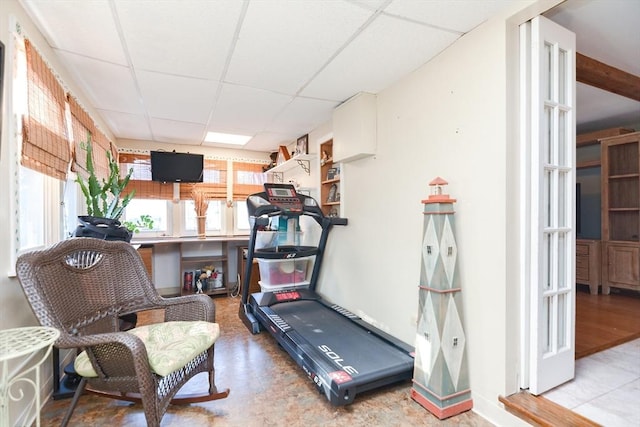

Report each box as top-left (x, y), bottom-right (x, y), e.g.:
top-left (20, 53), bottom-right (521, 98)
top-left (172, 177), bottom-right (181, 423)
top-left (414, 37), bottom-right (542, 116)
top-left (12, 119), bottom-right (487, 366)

top-left (150, 151), bottom-right (204, 183)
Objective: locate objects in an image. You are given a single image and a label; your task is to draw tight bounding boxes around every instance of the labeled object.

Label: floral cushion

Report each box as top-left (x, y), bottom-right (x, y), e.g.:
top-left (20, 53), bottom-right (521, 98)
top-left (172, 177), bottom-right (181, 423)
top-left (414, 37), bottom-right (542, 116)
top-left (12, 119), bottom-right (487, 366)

top-left (74, 321), bottom-right (220, 378)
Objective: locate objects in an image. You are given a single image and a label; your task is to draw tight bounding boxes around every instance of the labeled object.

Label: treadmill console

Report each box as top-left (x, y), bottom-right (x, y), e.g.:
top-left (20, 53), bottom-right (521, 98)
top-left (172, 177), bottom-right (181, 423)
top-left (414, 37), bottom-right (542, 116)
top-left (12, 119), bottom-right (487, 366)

top-left (263, 183), bottom-right (302, 213)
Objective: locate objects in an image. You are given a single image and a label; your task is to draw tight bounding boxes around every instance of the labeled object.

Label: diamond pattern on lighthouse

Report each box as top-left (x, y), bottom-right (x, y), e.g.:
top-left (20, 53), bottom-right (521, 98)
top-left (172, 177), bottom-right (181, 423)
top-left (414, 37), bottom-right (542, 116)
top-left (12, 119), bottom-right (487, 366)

top-left (422, 216), bottom-right (440, 285)
top-left (414, 291), bottom-right (441, 385)
top-left (441, 295), bottom-right (466, 389)
top-left (440, 216), bottom-right (457, 288)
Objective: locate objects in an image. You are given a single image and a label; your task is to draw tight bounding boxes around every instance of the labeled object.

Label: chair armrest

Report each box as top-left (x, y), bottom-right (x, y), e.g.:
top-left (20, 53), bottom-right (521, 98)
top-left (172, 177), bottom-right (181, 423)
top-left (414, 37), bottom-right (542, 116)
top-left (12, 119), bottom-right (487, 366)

top-left (57, 331), bottom-right (153, 381)
top-left (155, 294), bottom-right (216, 322)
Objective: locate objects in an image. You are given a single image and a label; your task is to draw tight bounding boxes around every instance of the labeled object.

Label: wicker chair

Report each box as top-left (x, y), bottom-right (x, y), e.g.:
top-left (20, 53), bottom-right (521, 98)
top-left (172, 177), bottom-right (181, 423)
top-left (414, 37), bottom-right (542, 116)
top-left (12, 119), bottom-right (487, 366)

top-left (16, 238), bottom-right (229, 427)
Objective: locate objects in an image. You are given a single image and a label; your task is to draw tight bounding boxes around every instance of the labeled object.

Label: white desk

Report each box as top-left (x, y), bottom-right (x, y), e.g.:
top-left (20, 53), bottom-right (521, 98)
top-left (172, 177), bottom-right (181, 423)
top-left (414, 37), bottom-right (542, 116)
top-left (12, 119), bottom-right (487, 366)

top-left (0, 327), bottom-right (60, 427)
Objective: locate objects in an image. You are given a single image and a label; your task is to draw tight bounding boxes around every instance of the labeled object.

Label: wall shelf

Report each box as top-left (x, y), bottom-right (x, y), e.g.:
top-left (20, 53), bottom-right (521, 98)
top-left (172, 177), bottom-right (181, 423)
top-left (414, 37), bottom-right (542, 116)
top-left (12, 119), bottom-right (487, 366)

top-left (267, 154), bottom-right (316, 182)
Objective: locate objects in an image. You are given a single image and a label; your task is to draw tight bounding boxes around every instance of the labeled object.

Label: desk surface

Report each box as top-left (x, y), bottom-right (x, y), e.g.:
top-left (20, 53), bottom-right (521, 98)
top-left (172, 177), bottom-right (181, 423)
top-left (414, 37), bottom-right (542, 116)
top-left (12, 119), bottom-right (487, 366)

top-left (133, 235), bottom-right (250, 245)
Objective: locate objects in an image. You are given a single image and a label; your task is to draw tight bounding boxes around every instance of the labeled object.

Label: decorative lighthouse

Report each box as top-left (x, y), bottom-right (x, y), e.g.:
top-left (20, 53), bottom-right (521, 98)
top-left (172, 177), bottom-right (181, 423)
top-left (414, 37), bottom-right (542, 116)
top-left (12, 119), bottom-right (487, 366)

top-left (411, 177), bottom-right (473, 418)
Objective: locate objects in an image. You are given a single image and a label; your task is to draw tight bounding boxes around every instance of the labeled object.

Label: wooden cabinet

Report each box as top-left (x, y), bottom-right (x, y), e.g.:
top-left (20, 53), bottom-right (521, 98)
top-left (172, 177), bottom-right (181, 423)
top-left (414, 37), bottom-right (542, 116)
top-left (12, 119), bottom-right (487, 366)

top-left (576, 239), bottom-right (601, 295)
top-left (600, 131), bottom-right (640, 292)
top-left (179, 242), bottom-right (228, 296)
top-left (602, 242), bottom-right (640, 293)
top-left (238, 247), bottom-right (261, 295)
top-left (137, 245), bottom-right (153, 279)
top-left (333, 92), bottom-right (376, 163)
top-left (320, 139), bottom-right (341, 217)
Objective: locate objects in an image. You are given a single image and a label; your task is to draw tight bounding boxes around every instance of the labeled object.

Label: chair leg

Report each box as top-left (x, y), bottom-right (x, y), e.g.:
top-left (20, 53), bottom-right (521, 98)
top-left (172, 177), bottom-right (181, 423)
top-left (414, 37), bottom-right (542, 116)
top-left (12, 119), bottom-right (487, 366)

top-left (61, 377), bottom-right (87, 427)
top-left (208, 347), bottom-right (215, 394)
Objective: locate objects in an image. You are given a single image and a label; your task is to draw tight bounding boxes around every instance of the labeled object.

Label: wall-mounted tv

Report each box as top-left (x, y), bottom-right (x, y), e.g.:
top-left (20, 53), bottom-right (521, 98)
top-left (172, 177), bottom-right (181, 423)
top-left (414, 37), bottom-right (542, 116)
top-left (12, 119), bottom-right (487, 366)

top-left (150, 150), bottom-right (204, 183)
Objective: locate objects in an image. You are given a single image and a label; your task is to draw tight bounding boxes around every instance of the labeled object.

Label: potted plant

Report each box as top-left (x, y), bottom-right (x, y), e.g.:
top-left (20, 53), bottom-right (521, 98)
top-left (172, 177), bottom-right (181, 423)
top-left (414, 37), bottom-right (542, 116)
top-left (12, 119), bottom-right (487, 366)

top-left (73, 136), bottom-right (136, 242)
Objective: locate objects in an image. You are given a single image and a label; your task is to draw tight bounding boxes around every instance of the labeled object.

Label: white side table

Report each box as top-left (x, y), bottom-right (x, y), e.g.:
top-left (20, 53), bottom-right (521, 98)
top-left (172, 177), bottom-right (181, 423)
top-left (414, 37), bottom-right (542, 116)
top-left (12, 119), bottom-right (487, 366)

top-left (0, 327), bottom-right (60, 427)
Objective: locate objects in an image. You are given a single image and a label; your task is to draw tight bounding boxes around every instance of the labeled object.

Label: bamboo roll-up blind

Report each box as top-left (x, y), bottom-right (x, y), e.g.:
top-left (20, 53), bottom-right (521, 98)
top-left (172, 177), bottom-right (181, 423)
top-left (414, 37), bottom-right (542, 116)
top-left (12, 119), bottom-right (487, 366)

top-left (119, 152), bottom-right (174, 200)
top-left (179, 159), bottom-right (227, 200)
top-left (232, 161), bottom-right (268, 200)
top-left (67, 95), bottom-right (94, 178)
top-left (21, 39), bottom-right (71, 180)
top-left (92, 128), bottom-right (115, 181)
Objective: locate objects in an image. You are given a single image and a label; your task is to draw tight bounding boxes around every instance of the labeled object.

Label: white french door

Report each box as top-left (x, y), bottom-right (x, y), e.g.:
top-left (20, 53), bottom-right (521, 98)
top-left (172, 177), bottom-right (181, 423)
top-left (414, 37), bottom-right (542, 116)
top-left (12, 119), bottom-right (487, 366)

top-left (521, 16), bottom-right (576, 395)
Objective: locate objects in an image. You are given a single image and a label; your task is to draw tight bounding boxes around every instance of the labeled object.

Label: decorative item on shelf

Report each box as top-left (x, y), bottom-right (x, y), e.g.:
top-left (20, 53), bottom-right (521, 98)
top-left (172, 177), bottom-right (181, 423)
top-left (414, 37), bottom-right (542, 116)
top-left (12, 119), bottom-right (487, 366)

top-left (277, 145), bottom-right (291, 165)
top-left (327, 167), bottom-right (337, 180)
top-left (192, 189), bottom-right (209, 239)
top-left (288, 179), bottom-right (300, 189)
top-left (263, 152), bottom-right (278, 172)
top-left (320, 149), bottom-right (332, 166)
top-left (327, 183), bottom-right (338, 203)
top-left (73, 136), bottom-right (135, 242)
top-left (329, 208), bottom-right (339, 218)
top-left (295, 134), bottom-right (308, 156)
top-left (183, 271), bottom-right (194, 292)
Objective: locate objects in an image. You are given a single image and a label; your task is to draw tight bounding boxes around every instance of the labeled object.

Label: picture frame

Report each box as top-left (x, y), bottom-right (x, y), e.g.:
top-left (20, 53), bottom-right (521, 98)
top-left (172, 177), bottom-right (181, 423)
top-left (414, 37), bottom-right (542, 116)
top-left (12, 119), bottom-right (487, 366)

top-left (327, 167), bottom-right (337, 180)
top-left (276, 145), bottom-right (291, 165)
top-left (295, 134), bottom-right (308, 156)
top-left (327, 183), bottom-right (338, 203)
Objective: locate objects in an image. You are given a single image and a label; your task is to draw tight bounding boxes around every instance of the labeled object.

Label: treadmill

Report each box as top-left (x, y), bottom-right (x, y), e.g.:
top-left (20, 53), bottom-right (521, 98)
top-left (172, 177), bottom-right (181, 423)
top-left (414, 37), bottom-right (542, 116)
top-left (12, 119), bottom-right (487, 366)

top-left (239, 183), bottom-right (414, 406)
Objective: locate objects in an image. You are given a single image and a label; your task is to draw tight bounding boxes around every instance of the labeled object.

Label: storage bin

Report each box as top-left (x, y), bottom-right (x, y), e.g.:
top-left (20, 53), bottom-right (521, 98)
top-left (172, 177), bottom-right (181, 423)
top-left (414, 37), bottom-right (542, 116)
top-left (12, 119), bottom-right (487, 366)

top-left (257, 257), bottom-right (310, 288)
top-left (255, 231), bottom-right (303, 249)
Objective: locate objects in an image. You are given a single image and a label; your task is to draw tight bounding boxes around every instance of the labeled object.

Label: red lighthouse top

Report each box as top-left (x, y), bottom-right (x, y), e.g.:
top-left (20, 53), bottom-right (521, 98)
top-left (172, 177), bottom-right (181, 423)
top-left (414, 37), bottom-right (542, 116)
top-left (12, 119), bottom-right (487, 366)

top-left (422, 177), bottom-right (456, 204)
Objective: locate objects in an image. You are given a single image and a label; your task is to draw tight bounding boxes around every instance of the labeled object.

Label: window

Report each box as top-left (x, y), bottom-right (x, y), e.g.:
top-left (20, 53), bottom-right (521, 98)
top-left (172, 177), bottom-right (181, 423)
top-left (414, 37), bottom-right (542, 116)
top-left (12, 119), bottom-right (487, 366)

top-left (122, 199), bottom-right (169, 236)
top-left (18, 167), bottom-right (46, 250)
top-left (184, 200), bottom-right (223, 233)
top-left (235, 200), bottom-right (250, 232)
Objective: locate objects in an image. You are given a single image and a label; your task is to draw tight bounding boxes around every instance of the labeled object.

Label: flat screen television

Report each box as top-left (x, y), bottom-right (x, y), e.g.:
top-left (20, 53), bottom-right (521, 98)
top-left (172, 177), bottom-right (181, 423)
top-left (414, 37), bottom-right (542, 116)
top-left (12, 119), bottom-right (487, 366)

top-left (150, 150), bottom-right (204, 183)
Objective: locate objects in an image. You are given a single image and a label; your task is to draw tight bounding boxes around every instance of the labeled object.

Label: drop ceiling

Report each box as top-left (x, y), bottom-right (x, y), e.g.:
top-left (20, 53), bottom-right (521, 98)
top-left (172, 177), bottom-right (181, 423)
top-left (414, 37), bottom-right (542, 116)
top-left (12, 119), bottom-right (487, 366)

top-left (18, 0), bottom-right (640, 152)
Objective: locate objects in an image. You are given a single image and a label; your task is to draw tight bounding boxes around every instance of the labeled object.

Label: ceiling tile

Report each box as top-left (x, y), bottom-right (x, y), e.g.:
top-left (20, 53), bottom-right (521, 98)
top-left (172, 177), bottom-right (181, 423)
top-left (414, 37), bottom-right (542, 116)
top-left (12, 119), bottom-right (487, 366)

top-left (149, 118), bottom-right (206, 145)
top-left (383, 0), bottom-right (516, 33)
top-left (57, 51), bottom-right (144, 114)
top-left (22, 0), bottom-right (126, 65)
top-left (211, 84), bottom-right (293, 134)
top-left (98, 110), bottom-right (152, 141)
top-left (114, 0), bottom-right (244, 80)
top-left (137, 70), bottom-right (219, 124)
top-left (242, 131), bottom-right (294, 153)
top-left (225, 0), bottom-right (372, 95)
top-left (267, 97), bottom-right (339, 136)
top-left (302, 13), bottom-right (458, 101)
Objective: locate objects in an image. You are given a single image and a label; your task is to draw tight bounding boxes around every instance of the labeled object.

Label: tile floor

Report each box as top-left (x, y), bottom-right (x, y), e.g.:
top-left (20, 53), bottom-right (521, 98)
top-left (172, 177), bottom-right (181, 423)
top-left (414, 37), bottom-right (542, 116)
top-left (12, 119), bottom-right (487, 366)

top-left (543, 338), bottom-right (640, 427)
top-left (40, 296), bottom-right (493, 426)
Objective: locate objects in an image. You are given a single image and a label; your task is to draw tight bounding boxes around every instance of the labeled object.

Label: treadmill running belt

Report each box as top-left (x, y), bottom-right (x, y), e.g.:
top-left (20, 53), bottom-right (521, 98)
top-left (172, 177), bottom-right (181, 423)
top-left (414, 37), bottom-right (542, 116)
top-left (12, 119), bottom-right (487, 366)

top-left (271, 299), bottom-right (413, 376)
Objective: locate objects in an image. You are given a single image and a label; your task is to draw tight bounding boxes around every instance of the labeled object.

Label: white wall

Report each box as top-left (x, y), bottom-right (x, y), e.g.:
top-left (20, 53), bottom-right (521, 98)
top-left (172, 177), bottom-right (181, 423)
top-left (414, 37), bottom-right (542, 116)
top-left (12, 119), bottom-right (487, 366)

top-left (308, 1), bottom-right (556, 424)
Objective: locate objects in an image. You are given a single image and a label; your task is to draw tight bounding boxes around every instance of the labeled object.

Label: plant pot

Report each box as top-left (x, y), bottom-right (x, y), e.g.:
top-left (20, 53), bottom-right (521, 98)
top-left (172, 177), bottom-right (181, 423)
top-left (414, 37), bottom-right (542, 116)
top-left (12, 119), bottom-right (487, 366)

top-left (196, 216), bottom-right (206, 239)
top-left (72, 215), bottom-right (133, 243)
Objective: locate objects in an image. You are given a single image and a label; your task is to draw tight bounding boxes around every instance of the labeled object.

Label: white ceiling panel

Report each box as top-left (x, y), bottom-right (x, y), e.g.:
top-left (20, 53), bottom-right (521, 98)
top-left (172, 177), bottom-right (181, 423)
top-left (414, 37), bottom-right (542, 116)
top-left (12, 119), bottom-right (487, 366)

top-left (57, 51), bottom-right (143, 114)
top-left (137, 70), bottom-right (219, 124)
top-left (268, 97), bottom-right (340, 136)
top-left (384, 0), bottom-right (516, 33)
top-left (21, 0), bottom-right (126, 65)
top-left (301, 13), bottom-right (458, 101)
top-left (211, 83), bottom-right (293, 134)
top-left (241, 132), bottom-right (294, 153)
top-left (226, 0), bottom-right (372, 95)
top-left (149, 118), bottom-right (206, 145)
top-left (19, 0), bottom-right (639, 152)
top-left (115, 0), bottom-right (244, 79)
top-left (98, 110), bottom-right (153, 141)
